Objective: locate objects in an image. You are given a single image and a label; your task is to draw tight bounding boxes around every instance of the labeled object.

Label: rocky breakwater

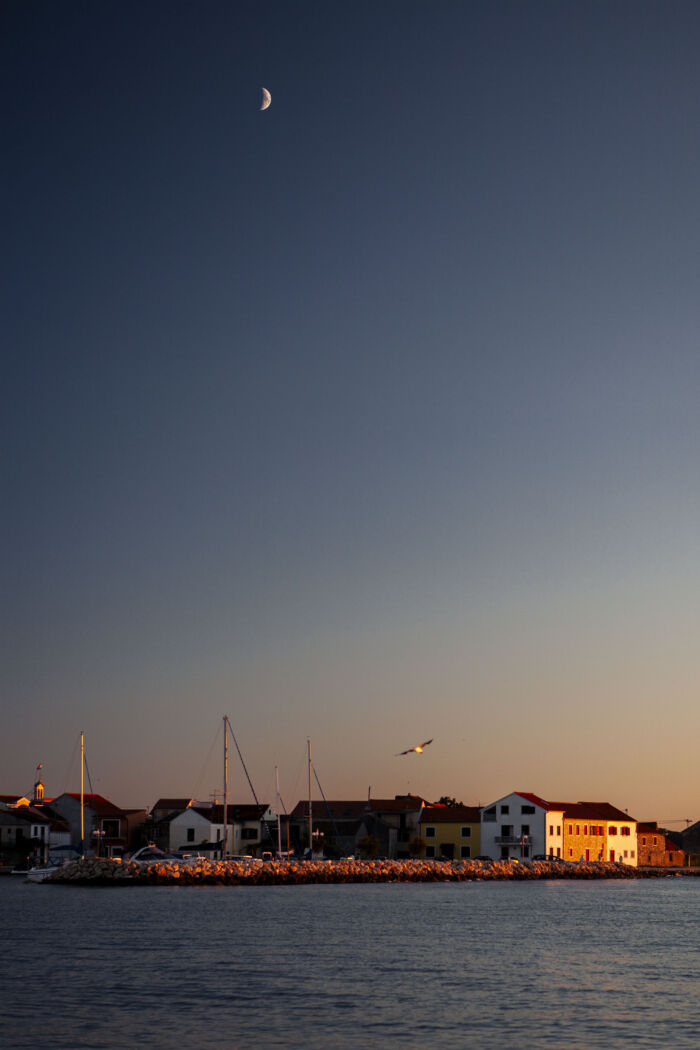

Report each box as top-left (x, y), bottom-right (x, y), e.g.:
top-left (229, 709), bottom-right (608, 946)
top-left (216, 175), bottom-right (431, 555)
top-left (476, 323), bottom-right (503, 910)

top-left (36, 856), bottom-right (698, 887)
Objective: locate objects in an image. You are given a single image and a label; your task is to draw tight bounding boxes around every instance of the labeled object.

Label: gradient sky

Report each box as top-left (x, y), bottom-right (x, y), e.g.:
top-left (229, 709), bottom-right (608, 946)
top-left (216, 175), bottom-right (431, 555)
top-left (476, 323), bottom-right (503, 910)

top-left (3, 1), bottom-right (700, 825)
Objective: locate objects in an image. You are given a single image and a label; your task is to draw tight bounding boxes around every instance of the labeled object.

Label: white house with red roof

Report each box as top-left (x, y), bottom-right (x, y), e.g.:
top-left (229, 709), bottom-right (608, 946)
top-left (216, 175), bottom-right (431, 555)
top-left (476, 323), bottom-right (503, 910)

top-left (49, 792), bottom-right (128, 857)
top-left (168, 803), bottom-right (274, 857)
top-left (480, 792), bottom-right (565, 860)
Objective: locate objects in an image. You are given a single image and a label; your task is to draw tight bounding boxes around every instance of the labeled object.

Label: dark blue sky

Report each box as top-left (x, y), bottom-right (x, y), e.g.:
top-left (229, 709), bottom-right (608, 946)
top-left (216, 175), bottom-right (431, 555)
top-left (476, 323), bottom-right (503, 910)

top-left (3, 1), bottom-right (700, 817)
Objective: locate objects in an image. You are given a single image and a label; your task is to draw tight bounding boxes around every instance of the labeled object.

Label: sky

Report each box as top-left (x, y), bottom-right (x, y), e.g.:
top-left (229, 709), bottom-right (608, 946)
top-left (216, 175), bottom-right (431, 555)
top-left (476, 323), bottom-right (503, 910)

top-left (3, 0), bottom-right (700, 825)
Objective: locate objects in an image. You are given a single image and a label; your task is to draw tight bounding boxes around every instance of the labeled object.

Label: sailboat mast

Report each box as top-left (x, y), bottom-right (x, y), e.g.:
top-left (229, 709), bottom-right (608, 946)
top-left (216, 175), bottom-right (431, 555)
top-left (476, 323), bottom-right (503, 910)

top-left (223, 715), bottom-right (229, 861)
top-left (307, 737), bottom-right (312, 855)
top-left (80, 731), bottom-right (85, 858)
top-left (275, 765), bottom-right (282, 856)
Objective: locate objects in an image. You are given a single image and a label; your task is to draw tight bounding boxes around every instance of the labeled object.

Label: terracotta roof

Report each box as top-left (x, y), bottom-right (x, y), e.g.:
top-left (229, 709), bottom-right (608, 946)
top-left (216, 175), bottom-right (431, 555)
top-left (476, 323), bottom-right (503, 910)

top-left (190, 804), bottom-right (268, 823)
top-left (151, 798), bottom-right (194, 813)
top-left (553, 801), bottom-right (637, 823)
top-left (290, 797), bottom-right (426, 821)
top-left (62, 793), bottom-right (127, 818)
top-left (515, 792), bottom-right (561, 811)
top-left (420, 805), bottom-right (481, 824)
top-left (290, 800), bottom-right (371, 821)
top-left (374, 797), bottom-right (427, 812)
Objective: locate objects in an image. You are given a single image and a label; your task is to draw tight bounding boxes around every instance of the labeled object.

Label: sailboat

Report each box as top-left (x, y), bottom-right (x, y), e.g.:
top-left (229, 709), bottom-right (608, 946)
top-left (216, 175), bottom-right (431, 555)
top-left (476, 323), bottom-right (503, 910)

top-left (26, 732), bottom-right (87, 882)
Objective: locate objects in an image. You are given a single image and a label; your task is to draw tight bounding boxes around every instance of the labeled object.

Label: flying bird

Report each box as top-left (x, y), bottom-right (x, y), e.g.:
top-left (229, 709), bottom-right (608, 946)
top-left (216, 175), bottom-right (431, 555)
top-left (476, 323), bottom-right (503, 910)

top-left (397, 738), bottom-right (433, 756)
top-left (260, 87), bottom-right (271, 111)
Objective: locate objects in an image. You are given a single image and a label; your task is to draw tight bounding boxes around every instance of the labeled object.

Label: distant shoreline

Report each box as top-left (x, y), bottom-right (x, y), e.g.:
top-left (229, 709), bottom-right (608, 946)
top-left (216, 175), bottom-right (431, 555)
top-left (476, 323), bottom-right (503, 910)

top-left (25, 856), bottom-right (700, 887)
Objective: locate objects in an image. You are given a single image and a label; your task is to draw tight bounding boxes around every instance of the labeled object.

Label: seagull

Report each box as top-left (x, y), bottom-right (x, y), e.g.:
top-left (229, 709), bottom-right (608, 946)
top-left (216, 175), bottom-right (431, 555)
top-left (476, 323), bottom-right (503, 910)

top-left (396, 738), bottom-right (433, 756)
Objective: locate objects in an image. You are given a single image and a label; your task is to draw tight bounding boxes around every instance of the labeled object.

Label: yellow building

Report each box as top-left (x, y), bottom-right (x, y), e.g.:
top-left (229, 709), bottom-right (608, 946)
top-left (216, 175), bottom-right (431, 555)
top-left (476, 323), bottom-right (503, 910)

top-left (556, 802), bottom-right (638, 866)
top-left (418, 805), bottom-right (481, 860)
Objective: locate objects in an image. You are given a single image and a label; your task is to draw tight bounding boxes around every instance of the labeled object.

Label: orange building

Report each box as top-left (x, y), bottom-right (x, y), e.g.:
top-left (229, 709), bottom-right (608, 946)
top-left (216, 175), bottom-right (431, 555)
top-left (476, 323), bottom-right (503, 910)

top-left (637, 823), bottom-right (686, 867)
top-left (554, 802), bottom-right (638, 866)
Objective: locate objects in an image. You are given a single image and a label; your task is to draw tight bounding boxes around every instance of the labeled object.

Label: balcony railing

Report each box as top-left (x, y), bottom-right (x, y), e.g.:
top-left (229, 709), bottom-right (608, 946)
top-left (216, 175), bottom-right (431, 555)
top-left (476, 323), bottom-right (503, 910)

top-left (494, 835), bottom-right (529, 845)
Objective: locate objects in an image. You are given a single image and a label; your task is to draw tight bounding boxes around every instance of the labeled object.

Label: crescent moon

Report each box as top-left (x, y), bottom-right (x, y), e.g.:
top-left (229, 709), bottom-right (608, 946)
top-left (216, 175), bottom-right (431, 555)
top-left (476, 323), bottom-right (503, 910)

top-left (260, 87), bottom-right (271, 111)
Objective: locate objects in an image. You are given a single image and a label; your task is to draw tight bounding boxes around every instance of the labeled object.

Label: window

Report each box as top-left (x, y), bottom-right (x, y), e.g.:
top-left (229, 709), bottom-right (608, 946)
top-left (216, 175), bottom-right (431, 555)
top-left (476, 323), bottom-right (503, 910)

top-left (521, 805), bottom-right (535, 815)
top-left (568, 825), bottom-right (573, 835)
top-left (575, 825), bottom-right (580, 836)
top-left (500, 805), bottom-right (510, 815)
top-left (186, 828), bottom-right (195, 842)
top-left (460, 845), bottom-right (471, 859)
top-left (621, 827), bottom-right (631, 836)
top-left (609, 827), bottom-right (617, 836)
top-left (241, 828), bottom-right (258, 840)
top-left (556, 847), bottom-right (561, 858)
top-left (521, 825), bottom-right (530, 836)
top-left (425, 826), bottom-right (436, 838)
top-left (631, 850), bottom-right (635, 858)
top-left (549, 825), bottom-right (553, 836)
top-left (501, 825), bottom-right (513, 837)
top-left (556, 826), bottom-right (561, 836)
top-left (484, 807), bottom-right (496, 822)
top-left (460, 826), bottom-right (471, 838)
top-left (642, 837), bottom-right (646, 845)
top-left (623, 850), bottom-right (628, 858)
top-left (583, 825), bottom-right (588, 835)
top-left (425, 845), bottom-right (436, 858)
top-left (568, 848), bottom-right (573, 857)
top-left (102, 819), bottom-right (120, 838)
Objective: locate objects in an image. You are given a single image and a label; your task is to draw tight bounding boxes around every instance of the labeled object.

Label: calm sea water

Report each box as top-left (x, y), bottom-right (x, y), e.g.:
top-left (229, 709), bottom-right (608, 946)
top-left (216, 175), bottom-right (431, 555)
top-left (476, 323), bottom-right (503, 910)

top-left (1, 875), bottom-right (698, 1049)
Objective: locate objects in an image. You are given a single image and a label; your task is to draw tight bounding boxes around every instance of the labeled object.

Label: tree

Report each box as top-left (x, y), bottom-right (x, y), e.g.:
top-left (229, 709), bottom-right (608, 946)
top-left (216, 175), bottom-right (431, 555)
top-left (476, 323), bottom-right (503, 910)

top-left (436, 796), bottom-right (463, 808)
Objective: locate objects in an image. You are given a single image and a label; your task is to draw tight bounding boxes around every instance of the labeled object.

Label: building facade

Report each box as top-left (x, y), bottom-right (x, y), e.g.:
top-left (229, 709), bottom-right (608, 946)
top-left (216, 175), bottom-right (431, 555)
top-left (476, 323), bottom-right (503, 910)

top-left (419, 805), bottom-right (481, 859)
top-left (481, 792), bottom-right (565, 860)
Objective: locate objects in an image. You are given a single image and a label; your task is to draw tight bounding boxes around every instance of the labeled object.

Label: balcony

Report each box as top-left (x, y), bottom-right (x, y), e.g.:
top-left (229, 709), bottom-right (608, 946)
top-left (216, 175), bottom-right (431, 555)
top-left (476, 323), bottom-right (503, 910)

top-left (494, 835), bottom-right (530, 845)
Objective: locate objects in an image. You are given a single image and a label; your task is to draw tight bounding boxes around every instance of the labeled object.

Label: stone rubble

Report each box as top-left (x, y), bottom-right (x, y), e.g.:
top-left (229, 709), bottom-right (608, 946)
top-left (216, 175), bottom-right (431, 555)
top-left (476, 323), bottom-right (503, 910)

top-left (38, 856), bottom-right (700, 886)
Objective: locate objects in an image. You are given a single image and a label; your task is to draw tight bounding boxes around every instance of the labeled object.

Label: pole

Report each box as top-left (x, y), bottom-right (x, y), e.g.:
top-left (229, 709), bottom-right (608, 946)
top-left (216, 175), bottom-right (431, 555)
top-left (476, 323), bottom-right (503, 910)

top-left (80, 731), bottom-right (85, 859)
top-left (223, 716), bottom-right (229, 860)
top-left (307, 738), bottom-right (312, 856)
top-left (275, 766), bottom-right (282, 857)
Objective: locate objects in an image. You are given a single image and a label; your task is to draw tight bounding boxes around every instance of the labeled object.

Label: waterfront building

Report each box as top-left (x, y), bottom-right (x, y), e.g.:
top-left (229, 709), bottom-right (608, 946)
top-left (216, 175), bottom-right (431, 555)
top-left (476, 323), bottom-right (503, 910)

top-left (637, 822), bottom-right (686, 867)
top-left (49, 792), bottom-right (129, 857)
top-left (480, 792), bottom-right (565, 860)
top-left (418, 805), bottom-right (481, 859)
top-left (556, 802), bottom-right (638, 866)
top-left (289, 795), bottom-right (427, 859)
top-left (168, 802), bottom-right (273, 857)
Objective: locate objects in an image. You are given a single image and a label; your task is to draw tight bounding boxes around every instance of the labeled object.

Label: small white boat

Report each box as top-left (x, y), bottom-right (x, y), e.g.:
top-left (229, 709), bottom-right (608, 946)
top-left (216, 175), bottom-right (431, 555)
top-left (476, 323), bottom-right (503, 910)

top-left (25, 863), bottom-right (64, 882)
